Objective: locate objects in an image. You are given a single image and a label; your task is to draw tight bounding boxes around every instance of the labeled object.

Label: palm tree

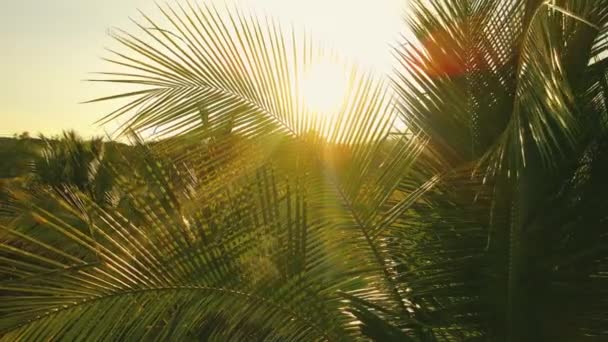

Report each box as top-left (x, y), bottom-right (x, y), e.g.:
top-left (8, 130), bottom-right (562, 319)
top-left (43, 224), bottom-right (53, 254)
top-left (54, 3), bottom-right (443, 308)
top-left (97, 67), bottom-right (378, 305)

top-left (34, 131), bottom-right (115, 206)
top-left (1, 1), bottom-right (608, 341)
top-left (388, 1), bottom-right (608, 340)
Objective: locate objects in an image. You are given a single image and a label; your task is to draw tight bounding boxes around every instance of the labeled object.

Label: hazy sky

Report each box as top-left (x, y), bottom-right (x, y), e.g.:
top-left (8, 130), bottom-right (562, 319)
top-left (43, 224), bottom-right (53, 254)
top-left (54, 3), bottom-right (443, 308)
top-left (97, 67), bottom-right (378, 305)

top-left (1, 0), bottom-right (405, 138)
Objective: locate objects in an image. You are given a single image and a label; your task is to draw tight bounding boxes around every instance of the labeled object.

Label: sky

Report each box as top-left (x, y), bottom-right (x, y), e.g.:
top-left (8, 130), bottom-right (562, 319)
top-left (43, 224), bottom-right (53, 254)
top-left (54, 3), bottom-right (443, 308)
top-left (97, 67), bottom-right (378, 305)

top-left (1, 0), bottom-right (406, 138)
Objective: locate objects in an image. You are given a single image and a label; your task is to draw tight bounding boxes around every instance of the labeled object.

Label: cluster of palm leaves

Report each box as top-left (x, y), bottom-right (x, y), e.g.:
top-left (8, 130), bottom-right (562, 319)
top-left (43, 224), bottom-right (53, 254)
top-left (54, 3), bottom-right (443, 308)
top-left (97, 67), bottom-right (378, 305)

top-left (33, 131), bottom-right (117, 205)
top-left (2, 0), bottom-right (608, 340)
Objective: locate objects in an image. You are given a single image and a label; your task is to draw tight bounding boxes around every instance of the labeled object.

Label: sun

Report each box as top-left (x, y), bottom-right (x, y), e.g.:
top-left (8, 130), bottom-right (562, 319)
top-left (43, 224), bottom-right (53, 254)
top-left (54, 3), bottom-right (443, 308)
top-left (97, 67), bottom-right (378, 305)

top-left (300, 60), bottom-right (350, 134)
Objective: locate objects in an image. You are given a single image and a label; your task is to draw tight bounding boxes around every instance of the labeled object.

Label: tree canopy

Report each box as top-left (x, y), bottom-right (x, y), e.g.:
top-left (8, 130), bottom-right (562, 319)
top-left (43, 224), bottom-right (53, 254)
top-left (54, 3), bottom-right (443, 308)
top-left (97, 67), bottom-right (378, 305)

top-left (2, 1), bottom-right (608, 340)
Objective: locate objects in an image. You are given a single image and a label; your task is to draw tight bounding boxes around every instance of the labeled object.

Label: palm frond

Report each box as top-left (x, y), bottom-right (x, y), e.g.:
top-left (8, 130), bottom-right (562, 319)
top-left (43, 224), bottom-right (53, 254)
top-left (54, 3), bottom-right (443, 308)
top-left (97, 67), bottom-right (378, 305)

top-left (88, 2), bottom-right (393, 146)
top-left (391, 1), bottom-right (608, 340)
top-left (0, 143), bottom-right (369, 340)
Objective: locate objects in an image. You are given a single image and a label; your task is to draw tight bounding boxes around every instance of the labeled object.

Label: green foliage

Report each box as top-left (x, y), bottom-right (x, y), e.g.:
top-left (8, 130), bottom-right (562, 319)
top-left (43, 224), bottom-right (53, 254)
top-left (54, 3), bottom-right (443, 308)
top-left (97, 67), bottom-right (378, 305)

top-left (2, 1), bottom-right (608, 341)
top-left (34, 131), bottom-right (109, 199)
top-left (0, 137), bottom-right (41, 179)
top-left (392, 0), bottom-right (608, 340)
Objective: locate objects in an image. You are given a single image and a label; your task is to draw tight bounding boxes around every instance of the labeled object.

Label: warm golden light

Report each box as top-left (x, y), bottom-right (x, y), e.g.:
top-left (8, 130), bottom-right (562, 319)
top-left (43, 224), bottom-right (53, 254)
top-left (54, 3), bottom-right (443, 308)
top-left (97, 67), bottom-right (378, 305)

top-left (301, 61), bottom-right (349, 117)
top-left (1, 0), bottom-right (405, 137)
top-left (238, 0), bottom-right (404, 73)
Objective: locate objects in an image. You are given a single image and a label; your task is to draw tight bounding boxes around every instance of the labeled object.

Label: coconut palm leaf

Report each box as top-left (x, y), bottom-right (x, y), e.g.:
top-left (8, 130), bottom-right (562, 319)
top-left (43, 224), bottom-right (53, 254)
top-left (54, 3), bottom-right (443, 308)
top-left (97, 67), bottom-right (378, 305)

top-left (0, 125), bottom-right (438, 340)
top-left (4, 0), bottom-right (608, 340)
top-left (388, 0), bottom-right (608, 340)
top-left (87, 2), bottom-right (394, 146)
top-left (0, 141), bottom-right (365, 340)
top-left (83, 4), bottom-right (442, 338)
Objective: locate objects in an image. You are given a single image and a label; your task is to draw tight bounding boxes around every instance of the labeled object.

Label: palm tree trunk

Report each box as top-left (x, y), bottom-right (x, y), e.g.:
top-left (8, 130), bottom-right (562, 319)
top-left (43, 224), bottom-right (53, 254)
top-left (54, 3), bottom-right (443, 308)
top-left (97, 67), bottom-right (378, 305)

top-left (505, 150), bottom-right (547, 341)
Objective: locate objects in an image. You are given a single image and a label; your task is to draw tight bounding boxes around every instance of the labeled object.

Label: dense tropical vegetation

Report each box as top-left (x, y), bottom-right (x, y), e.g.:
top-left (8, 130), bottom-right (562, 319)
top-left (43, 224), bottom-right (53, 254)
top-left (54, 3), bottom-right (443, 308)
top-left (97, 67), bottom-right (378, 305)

top-left (2, 0), bottom-right (608, 340)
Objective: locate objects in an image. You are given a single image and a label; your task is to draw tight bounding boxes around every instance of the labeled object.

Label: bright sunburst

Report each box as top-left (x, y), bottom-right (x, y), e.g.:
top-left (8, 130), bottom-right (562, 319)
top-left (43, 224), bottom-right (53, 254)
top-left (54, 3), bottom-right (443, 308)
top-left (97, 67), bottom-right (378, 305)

top-left (255, 0), bottom-right (405, 140)
top-left (301, 60), bottom-right (349, 118)
top-left (85, 1), bottom-right (406, 142)
top-left (239, 0), bottom-right (403, 73)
